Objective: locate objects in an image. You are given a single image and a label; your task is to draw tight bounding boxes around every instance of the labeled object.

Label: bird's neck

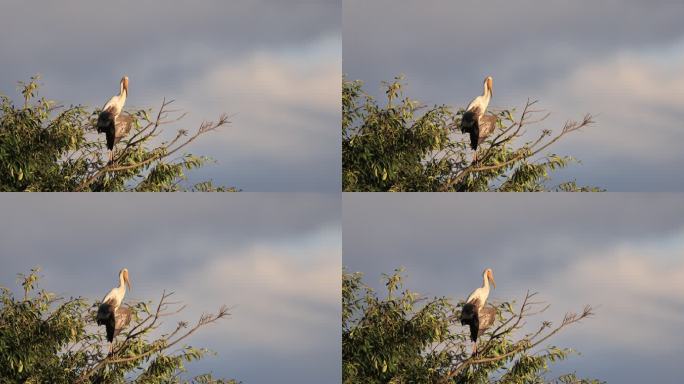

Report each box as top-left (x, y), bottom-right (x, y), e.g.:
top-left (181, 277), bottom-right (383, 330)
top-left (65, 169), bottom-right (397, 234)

top-left (482, 84), bottom-right (491, 104)
top-left (119, 84), bottom-right (127, 100)
top-left (482, 273), bottom-right (490, 291)
top-left (118, 275), bottom-right (127, 293)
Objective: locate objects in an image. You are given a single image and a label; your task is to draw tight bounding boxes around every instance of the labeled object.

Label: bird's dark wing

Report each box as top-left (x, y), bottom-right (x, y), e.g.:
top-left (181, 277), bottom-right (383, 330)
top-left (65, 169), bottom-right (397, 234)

top-left (96, 300), bottom-right (116, 342)
top-left (461, 107), bottom-right (481, 134)
top-left (470, 118), bottom-right (480, 151)
top-left (96, 300), bottom-right (114, 324)
top-left (97, 110), bottom-right (115, 135)
top-left (105, 320), bottom-right (115, 342)
top-left (469, 307), bottom-right (480, 342)
top-left (462, 107), bottom-right (482, 150)
top-left (97, 109), bottom-right (117, 151)
top-left (460, 302), bottom-right (474, 325)
top-left (460, 299), bottom-right (482, 342)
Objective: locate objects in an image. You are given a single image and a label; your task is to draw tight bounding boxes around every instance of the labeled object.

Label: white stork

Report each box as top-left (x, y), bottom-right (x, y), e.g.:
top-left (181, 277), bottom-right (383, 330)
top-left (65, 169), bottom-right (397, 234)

top-left (97, 268), bottom-right (131, 352)
top-left (460, 268), bottom-right (496, 353)
top-left (460, 76), bottom-right (496, 162)
top-left (97, 76), bottom-right (131, 163)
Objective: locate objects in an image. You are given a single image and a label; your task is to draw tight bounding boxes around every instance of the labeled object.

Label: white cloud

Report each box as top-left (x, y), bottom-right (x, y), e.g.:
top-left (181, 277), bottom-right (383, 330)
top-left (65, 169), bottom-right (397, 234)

top-left (183, 36), bottom-right (341, 156)
top-left (542, 41), bottom-right (684, 162)
top-left (545, 237), bottom-right (684, 352)
top-left (175, 231), bottom-right (341, 353)
top-left (0, 6), bottom-right (341, 191)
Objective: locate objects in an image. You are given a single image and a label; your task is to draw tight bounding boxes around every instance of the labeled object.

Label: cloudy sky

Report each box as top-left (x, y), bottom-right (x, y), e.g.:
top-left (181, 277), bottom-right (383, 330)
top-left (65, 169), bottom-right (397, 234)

top-left (344, 193), bottom-right (684, 383)
top-left (344, 0), bottom-right (684, 191)
top-left (0, 0), bottom-right (340, 192)
top-left (0, 194), bottom-right (341, 383)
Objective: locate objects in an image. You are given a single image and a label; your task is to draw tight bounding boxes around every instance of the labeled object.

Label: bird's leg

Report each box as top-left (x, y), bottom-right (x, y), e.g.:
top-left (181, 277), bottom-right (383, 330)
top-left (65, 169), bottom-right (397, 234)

top-left (472, 151), bottom-right (478, 164)
top-left (108, 343), bottom-right (113, 357)
top-left (472, 342), bottom-right (478, 355)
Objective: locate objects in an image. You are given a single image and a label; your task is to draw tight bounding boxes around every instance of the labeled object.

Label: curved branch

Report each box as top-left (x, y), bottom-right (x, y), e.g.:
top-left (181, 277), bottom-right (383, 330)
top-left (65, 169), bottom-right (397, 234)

top-left (75, 100), bottom-right (230, 191)
top-left (440, 292), bottom-right (593, 382)
top-left (439, 99), bottom-right (594, 191)
top-left (76, 293), bottom-right (230, 383)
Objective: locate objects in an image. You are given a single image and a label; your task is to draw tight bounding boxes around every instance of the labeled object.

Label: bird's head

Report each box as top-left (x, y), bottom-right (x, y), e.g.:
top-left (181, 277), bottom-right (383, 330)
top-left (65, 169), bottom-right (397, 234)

top-left (120, 268), bottom-right (131, 291)
top-left (485, 76), bottom-right (493, 96)
top-left (121, 76), bottom-right (129, 95)
top-left (485, 268), bottom-right (495, 289)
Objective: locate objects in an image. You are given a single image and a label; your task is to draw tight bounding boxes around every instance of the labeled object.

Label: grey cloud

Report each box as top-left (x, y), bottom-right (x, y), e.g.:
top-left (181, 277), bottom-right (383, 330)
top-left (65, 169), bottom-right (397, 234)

top-left (344, 193), bottom-right (684, 276)
top-left (344, 0), bottom-right (683, 87)
top-left (0, 193), bottom-right (341, 383)
top-left (0, 0), bottom-right (341, 192)
top-left (343, 0), bottom-right (684, 191)
top-left (1, 1), bottom-right (339, 61)
top-left (343, 193), bottom-right (684, 383)
top-left (0, 193), bottom-right (338, 267)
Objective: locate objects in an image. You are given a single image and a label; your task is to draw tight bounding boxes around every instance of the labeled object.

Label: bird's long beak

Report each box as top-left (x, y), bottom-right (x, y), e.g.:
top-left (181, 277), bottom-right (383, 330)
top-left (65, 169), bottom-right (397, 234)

top-left (122, 77), bottom-right (129, 93)
top-left (487, 77), bottom-right (493, 97)
top-left (124, 270), bottom-right (131, 290)
top-left (488, 270), bottom-right (496, 289)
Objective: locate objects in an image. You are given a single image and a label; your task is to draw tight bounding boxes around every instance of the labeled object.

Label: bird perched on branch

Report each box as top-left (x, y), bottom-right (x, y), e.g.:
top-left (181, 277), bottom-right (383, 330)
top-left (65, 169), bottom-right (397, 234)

top-left (97, 76), bottom-right (131, 163)
top-left (97, 268), bottom-right (131, 353)
top-left (460, 76), bottom-right (496, 162)
top-left (460, 268), bottom-right (496, 354)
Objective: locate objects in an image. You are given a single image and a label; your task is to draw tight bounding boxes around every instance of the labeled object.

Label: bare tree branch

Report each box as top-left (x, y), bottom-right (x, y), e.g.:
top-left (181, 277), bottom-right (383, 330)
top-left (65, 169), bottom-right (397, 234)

top-left (438, 99), bottom-right (594, 191)
top-left (438, 292), bottom-right (594, 383)
top-left (75, 292), bottom-right (230, 383)
top-left (75, 100), bottom-right (231, 191)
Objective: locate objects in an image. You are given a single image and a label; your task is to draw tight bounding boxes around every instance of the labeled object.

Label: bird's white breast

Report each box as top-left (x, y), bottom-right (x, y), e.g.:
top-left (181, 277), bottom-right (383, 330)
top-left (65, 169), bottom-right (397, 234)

top-left (466, 96), bottom-right (488, 117)
top-left (103, 95), bottom-right (125, 116)
top-left (103, 287), bottom-right (124, 308)
top-left (466, 287), bottom-right (489, 309)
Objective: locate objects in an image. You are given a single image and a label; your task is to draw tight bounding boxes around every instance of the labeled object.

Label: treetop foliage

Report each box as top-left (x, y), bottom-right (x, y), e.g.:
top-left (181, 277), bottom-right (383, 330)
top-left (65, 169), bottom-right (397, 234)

top-left (0, 76), bottom-right (237, 192)
top-left (0, 268), bottom-right (236, 383)
top-left (343, 76), bottom-right (602, 192)
top-left (343, 268), bottom-right (601, 384)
